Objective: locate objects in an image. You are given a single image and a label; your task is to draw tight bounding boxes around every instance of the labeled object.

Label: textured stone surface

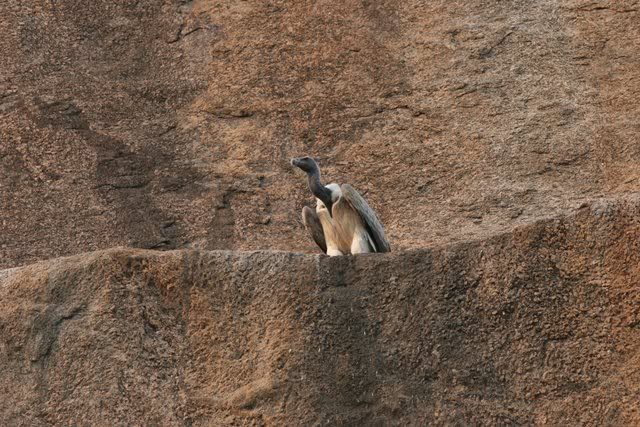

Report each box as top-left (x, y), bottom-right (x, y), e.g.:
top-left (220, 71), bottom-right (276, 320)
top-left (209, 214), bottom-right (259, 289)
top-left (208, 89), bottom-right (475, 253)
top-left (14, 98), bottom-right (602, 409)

top-left (1, 2), bottom-right (640, 424)
top-left (2, 1), bottom-right (640, 268)
top-left (1, 196), bottom-right (638, 425)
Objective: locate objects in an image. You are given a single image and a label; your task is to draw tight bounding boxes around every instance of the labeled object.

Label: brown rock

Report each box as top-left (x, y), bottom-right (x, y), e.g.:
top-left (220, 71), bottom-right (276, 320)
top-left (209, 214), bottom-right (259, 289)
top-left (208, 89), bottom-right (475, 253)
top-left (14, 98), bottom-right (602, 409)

top-left (1, 1), bottom-right (640, 424)
top-left (1, 0), bottom-right (640, 268)
top-left (1, 196), bottom-right (638, 425)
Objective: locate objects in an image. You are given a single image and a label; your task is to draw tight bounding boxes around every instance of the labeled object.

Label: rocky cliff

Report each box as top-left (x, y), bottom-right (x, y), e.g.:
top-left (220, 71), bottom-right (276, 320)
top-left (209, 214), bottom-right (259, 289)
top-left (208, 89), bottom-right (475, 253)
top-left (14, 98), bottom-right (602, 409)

top-left (2, 0), bottom-right (640, 267)
top-left (1, 196), bottom-right (638, 425)
top-left (1, 0), bottom-right (640, 425)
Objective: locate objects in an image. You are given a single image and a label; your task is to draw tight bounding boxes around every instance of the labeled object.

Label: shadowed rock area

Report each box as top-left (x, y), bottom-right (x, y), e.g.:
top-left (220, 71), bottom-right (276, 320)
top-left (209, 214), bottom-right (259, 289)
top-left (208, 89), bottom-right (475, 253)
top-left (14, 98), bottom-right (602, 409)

top-left (2, 0), bottom-right (640, 268)
top-left (1, 196), bottom-right (638, 425)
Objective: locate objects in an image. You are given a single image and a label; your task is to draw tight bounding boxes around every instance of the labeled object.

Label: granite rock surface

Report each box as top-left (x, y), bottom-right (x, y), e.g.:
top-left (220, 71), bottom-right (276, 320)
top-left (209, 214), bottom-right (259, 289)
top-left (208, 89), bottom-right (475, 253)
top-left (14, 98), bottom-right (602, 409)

top-left (1, 197), bottom-right (638, 425)
top-left (2, 0), bottom-right (640, 267)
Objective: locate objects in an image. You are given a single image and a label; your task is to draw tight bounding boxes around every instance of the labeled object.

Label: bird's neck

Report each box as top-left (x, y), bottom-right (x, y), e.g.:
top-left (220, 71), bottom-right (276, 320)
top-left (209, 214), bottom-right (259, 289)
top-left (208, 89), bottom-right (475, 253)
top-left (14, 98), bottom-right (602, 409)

top-left (308, 170), bottom-right (333, 210)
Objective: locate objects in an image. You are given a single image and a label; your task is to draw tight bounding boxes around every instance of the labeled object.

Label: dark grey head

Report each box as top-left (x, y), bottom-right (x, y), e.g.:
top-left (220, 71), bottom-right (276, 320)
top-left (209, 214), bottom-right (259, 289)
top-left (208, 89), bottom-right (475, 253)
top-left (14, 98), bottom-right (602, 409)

top-left (290, 156), bottom-right (320, 175)
top-left (291, 156), bottom-right (333, 214)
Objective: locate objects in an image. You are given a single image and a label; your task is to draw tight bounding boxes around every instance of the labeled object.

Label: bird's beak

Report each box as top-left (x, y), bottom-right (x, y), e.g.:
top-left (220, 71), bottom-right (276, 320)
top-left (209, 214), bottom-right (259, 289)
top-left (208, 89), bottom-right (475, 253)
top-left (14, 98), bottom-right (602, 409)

top-left (290, 158), bottom-right (301, 168)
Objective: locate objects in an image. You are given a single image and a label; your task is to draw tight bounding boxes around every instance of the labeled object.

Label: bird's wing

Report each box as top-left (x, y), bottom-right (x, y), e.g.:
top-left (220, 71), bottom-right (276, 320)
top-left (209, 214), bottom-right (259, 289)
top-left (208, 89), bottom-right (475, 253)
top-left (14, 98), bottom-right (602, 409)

top-left (302, 206), bottom-right (327, 253)
top-left (338, 184), bottom-right (391, 253)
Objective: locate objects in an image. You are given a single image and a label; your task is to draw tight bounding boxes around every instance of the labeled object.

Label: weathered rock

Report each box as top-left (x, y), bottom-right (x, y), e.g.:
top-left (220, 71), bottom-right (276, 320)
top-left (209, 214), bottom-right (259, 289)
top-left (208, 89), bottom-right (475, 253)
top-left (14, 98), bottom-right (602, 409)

top-left (1, 1), bottom-right (639, 423)
top-left (1, 196), bottom-right (638, 425)
top-left (2, 0), bottom-right (640, 268)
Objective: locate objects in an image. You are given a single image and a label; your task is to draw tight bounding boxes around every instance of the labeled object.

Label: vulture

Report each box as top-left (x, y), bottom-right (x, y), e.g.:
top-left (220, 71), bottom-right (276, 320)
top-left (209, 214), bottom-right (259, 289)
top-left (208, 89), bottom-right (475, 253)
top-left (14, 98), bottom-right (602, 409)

top-left (291, 156), bottom-right (390, 256)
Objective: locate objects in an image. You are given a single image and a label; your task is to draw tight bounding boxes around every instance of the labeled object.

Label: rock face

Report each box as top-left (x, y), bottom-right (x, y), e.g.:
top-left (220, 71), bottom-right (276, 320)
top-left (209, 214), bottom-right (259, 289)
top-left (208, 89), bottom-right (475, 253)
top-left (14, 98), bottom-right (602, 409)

top-left (2, 0), bottom-right (640, 268)
top-left (1, 1), bottom-right (639, 424)
top-left (1, 197), bottom-right (638, 425)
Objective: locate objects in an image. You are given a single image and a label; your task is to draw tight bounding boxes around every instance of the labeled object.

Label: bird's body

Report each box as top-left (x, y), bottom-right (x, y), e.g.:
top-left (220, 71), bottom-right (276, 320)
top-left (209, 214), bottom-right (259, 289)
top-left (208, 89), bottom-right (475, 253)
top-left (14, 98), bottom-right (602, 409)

top-left (314, 183), bottom-right (376, 255)
top-left (292, 157), bottom-right (390, 256)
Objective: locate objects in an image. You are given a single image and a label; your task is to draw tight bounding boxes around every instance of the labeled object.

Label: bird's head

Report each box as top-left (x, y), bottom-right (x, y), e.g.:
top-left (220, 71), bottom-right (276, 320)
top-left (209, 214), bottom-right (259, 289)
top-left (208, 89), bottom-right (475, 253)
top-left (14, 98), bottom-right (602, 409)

top-left (290, 156), bottom-right (319, 175)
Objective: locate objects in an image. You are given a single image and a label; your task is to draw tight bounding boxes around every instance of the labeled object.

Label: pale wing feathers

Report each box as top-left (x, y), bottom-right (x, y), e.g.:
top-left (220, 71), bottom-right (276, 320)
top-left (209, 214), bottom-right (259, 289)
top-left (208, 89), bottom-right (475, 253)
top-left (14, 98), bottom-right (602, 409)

top-left (363, 229), bottom-right (377, 252)
top-left (302, 206), bottom-right (327, 253)
top-left (338, 184), bottom-right (391, 253)
top-left (331, 197), bottom-right (361, 252)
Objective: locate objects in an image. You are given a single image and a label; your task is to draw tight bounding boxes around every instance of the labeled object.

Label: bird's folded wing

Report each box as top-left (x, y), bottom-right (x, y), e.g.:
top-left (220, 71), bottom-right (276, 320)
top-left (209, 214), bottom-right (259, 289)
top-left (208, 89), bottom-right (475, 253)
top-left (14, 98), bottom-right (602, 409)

top-left (302, 206), bottom-right (327, 253)
top-left (339, 184), bottom-right (391, 253)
